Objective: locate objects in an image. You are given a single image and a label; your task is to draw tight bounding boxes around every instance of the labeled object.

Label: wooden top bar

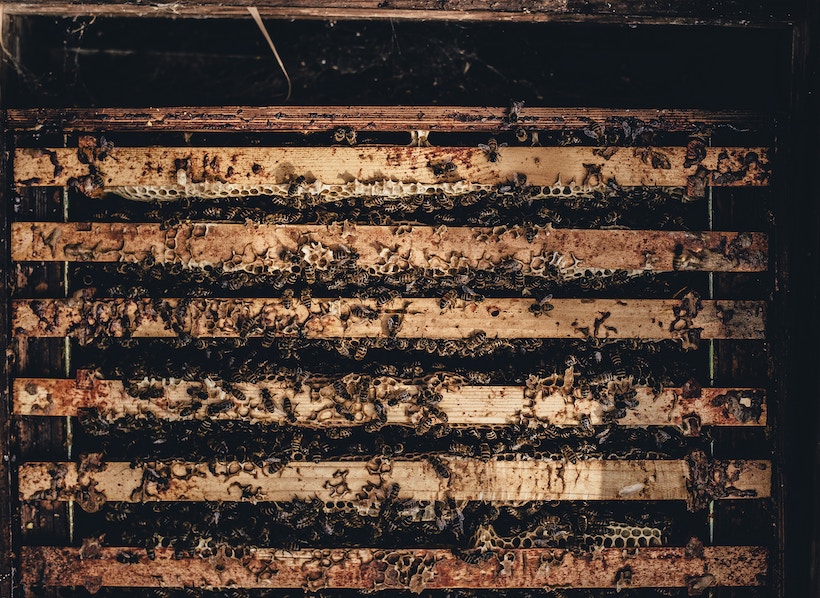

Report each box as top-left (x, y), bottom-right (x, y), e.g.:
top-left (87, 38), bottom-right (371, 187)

top-left (21, 546), bottom-right (768, 590)
top-left (11, 298), bottom-right (767, 340)
top-left (11, 223), bottom-right (769, 273)
top-left (6, 106), bottom-right (771, 133)
top-left (18, 457), bottom-right (770, 503)
top-left (13, 377), bottom-right (767, 428)
top-left (13, 146), bottom-right (770, 190)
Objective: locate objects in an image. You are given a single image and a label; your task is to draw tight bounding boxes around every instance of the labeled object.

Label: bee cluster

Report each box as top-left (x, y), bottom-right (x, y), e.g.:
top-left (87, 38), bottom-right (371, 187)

top-left (79, 498), bottom-right (688, 559)
top-left (16, 121), bottom-right (765, 598)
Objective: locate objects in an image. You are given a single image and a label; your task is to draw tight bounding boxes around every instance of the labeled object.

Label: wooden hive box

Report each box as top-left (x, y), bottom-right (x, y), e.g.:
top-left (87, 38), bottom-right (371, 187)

top-left (0, 4), bottom-right (817, 598)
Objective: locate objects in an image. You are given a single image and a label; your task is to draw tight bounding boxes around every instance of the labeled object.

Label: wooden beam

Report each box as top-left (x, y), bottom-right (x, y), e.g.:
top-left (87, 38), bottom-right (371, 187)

top-left (10, 298), bottom-right (766, 340)
top-left (13, 378), bottom-right (767, 428)
top-left (18, 458), bottom-right (770, 503)
top-left (13, 146), bottom-right (770, 190)
top-left (6, 106), bottom-right (770, 133)
top-left (21, 546), bottom-right (768, 590)
top-left (11, 223), bottom-right (769, 273)
top-left (0, 0), bottom-right (792, 25)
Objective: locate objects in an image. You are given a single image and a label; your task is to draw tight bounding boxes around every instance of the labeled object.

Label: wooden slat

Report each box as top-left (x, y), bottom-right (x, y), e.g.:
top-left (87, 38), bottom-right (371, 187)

top-left (10, 298), bottom-right (766, 340)
top-left (11, 222), bottom-right (769, 273)
top-left (21, 546), bottom-right (768, 590)
top-left (18, 458), bottom-right (770, 503)
top-left (14, 146), bottom-right (770, 189)
top-left (6, 106), bottom-right (770, 133)
top-left (14, 378), bottom-right (767, 428)
top-left (0, 0), bottom-right (792, 24)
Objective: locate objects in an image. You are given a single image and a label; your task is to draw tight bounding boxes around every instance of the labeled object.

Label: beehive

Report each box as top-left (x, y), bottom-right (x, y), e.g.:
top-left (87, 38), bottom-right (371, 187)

top-left (4, 102), bottom-right (777, 598)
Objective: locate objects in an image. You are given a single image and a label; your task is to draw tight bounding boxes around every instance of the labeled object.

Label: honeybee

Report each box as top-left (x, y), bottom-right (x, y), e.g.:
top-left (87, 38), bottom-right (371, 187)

top-left (351, 304), bottom-right (379, 320)
top-left (385, 314), bottom-right (403, 337)
top-left (450, 442), bottom-right (474, 456)
top-left (439, 290), bottom-right (458, 310)
top-left (431, 160), bottom-right (457, 177)
top-left (427, 404), bottom-right (448, 423)
top-left (615, 566), bottom-right (636, 596)
top-left (207, 400), bottom-right (233, 416)
top-left (515, 128), bottom-right (528, 143)
top-left (373, 399), bottom-right (388, 425)
top-left (283, 396), bottom-right (297, 423)
top-left (333, 380), bottom-right (351, 401)
top-left (260, 388), bottom-right (277, 413)
top-left (415, 414), bottom-right (433, 435)
top-left (303, 263), bottom-right (316, 285)
top-left (261, 327), bottom-right (277, 348)
top-left (460, 284), bottom-right (483, 303)
top-left (478, 138), bottom-right (507, 163)
top-left (684, 137), bottom-right (707, 168)
top-left (333, 127), bottom-right (356, 145)
top-left (290, 431), bottom-right (304, 456)
top-left (353, 340), bottom-right (369, 361)
top-left (376, 288), bottom-right (399, 306)
top-left (300, 288), bottom-right (312, 309)
top-left (611, 350), bottom-right (627, 378)
top-left (478, 442), bottom-right (492, 462)
top-left (116, 550), bottom-right (140, 564)
top-left (578, 414), bottom-right (594, 436)
top-left (634, 146), bottom-right (671, 169)
top-left (467, 329), bottom-right (487, 347)
top-left (426, 455), bottom-right (451, 479)
top-left (287, 175), bottom-right (306, 196)
top-left (582, 118), bottom-right (606, 144)
top-left (281, 288), bottom-right (294, 309)
top-left (529, 294), bottom-right (554, 316)
top-left (525, 225), bottom-right (537, 243)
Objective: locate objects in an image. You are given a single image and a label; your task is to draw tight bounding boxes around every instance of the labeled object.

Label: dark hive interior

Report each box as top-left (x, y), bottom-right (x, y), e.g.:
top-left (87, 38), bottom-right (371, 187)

top-left (3, 10), bottom-right (808, 598)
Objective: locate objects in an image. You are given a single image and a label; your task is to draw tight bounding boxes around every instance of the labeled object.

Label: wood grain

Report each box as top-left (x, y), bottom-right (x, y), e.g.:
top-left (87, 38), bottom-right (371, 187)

top-left (18, 458), bottom-right (771, 503)
top-left (20, 546), bottom-right (768, 589)
top-left (13, 146), bottom-right (770, 189)
top-left (0, 0), bottom-right (791, 24)
top-left (11, 222), bottom-right (769, 273)
top-left (6, 106), bottom-right (770, 133)
top-left (13, 377), bottom-right (767, 428)
top-left (10, 298), bottom-right (767, 340)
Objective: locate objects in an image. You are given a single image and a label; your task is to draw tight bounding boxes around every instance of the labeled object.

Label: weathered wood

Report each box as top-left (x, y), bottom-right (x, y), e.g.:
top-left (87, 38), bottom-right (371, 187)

top-left (14, 146), bottom-right (770, 190)
top-left (11, 223), bottom-right (769, 273)
top-left (21, 545), bottom-right (768, 590)
top-left (6, 106), bottom-right (770, 133)
top-left (11, 298), bottom-right (766, 340)
top-left (18, 458), bottom-right (770, 503)
top-left (0, 0), bottom-right (792, 24)
top-left (0, 29), bottom-right (14, 597)
top-left (14, 377), bottom-right (767, 428)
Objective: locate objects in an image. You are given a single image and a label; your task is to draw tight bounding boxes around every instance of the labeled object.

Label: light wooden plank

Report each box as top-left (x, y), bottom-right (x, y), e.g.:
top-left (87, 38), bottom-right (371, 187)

top-left (6, 106), bottom-right (769, 133)
top-left (18, 458), bottom-right (770, 503)
top-left (21, 546), bottom-right (767, 590)
top-left (10, 298), bottom-right (766, 340)
top-left (14, 146), bottom-right (770, 190)
top-left (14, 377), bottom-right (767, 428)
top-left (11, 222), bottom-right (769, 273)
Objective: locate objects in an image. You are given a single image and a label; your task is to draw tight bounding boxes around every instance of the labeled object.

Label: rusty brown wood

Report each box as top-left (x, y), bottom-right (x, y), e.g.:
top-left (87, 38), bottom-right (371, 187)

top-left (10, 298), bottom-right (766, 340)
top-left (13, 377), bottom-right (767, 428)
top-left (20, 546), bottom-right (768, 590)
top-left (11, 223), bottom-right (769, 273)
top-left (13, 146), bottom-right (770, 190)
top-left (6, 106), bottom-right (770, 133)
top-left (17, 458), bottom-right (771, 503)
